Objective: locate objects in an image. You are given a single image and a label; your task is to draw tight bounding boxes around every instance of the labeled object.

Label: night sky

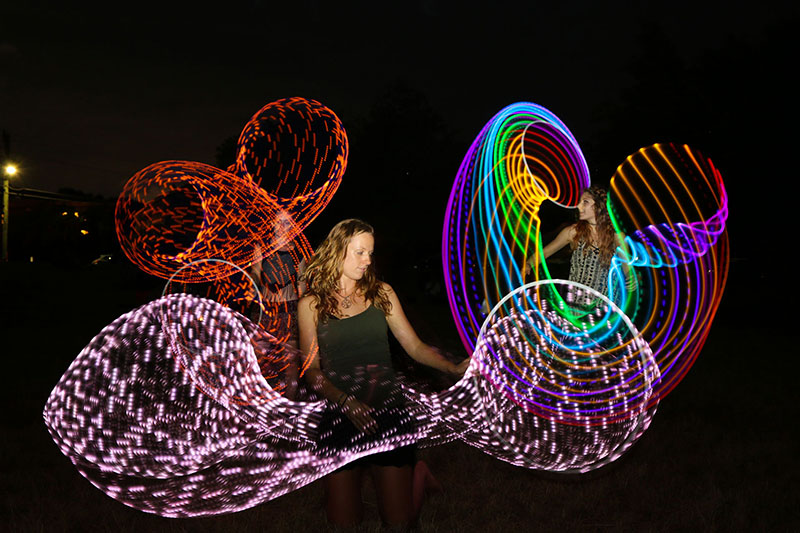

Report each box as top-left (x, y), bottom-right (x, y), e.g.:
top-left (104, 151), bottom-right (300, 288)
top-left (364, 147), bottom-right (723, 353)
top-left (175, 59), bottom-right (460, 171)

top-left (0, 0), bottom-right (795, 299)
top-left (2, 2), bottom-right (795, 200)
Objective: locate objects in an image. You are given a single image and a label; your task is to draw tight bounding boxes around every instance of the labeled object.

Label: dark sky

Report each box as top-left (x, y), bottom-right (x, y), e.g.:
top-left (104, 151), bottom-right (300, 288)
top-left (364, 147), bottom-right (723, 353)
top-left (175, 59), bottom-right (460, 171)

top-left (1, 0), bottom-right (796, 201)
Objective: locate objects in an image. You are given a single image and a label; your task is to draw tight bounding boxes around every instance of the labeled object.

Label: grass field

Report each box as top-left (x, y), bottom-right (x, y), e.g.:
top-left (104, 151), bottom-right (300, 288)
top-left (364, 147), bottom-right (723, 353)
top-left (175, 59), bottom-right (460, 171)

top-left (1, 260), bottom-right (796, 531)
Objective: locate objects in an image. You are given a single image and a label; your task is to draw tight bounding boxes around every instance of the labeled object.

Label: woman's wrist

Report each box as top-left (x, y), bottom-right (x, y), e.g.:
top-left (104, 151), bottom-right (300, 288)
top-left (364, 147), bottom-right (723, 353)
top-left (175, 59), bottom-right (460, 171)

top-left (441, 357), bottom-right (462, 375)
top-left (334, 391), bottom-right (351, 408)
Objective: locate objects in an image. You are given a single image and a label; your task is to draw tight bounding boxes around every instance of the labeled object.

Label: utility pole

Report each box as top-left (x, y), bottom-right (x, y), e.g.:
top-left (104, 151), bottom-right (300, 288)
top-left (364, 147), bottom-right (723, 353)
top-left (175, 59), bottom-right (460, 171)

top-left (2, 131), bottom-right (13, 261)
top-left (1, 165), bottom-right (10, 261)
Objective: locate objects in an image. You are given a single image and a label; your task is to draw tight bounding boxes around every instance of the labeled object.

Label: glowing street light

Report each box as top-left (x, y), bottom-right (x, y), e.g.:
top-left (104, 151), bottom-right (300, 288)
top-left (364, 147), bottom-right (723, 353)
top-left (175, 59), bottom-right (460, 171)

top-left (2, 162), bottom-right (17, 261)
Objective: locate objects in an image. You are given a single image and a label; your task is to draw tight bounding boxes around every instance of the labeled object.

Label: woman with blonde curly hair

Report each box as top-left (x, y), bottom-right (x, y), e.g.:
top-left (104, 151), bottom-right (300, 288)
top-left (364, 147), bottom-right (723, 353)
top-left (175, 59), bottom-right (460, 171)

top-left (298, 218), bottom-right (468, 528)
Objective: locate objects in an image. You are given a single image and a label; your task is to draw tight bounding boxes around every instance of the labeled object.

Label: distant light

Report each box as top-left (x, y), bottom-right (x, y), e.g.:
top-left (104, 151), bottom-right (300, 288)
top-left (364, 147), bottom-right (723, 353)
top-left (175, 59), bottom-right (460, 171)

top-left (80, 229), bottom-right (89, 235)
top-left (3, 164), bottom-right (16, 177)
top-left (30, 256), bottom-right (34, 263)
top-left (62, 211), bottom-right (68, 216)
top-left (74, 212), bottom-right (79, 217)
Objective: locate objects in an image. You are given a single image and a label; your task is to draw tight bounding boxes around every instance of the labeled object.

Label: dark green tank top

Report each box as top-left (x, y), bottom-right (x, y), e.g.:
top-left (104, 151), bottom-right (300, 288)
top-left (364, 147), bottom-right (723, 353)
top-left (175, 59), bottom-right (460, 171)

top-left (317, 305), bottom-right (397, 406)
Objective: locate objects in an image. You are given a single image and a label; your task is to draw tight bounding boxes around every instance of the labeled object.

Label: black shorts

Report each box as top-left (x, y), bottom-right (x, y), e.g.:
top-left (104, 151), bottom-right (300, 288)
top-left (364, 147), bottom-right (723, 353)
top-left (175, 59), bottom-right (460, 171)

top-left (336, 445), bottom-right (416, 471)
top-left (317, 397), bottom-right (417, 471)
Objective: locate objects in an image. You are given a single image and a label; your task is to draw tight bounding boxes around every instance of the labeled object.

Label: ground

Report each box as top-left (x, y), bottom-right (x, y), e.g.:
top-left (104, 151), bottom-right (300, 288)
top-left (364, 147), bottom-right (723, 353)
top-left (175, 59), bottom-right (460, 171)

top-left (1, 260), bottom-right (795, 531)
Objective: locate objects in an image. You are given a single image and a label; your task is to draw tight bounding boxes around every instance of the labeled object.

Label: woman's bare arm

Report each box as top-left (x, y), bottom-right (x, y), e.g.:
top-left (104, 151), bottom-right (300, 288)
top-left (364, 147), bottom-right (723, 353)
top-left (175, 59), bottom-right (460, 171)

top-left (525, 224), bottom-right (576, 275)
top-left (295, 258), bottom-right (307, 298)
top-left (383, 283), bottom-right (469, 376)
top-left (541, 224), bottom-right (576, 259)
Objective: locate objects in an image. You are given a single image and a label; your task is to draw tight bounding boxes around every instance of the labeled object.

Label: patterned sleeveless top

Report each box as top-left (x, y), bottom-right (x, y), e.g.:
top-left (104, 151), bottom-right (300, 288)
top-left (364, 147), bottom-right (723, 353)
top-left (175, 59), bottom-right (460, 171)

top-left (569, 241), bottom-right (610, 295)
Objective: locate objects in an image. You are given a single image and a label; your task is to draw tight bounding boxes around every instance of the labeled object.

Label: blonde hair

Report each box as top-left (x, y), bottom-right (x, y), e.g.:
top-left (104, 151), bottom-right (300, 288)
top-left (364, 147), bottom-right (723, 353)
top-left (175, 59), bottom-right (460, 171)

top-left (572, 186), bottom-right (617, 263)
top-left (303, 219), bottom-right (391, 321)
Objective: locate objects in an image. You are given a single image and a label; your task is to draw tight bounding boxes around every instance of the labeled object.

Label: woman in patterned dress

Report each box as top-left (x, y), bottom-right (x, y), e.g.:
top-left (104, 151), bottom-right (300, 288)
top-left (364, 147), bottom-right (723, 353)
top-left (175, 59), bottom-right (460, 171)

top-left (527, 186), bottom-right (623, 298)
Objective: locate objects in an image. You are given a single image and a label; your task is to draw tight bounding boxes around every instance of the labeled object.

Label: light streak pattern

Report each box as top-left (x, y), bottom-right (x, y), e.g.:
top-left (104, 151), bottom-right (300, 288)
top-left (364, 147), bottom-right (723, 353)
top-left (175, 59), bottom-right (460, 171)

top-left (159, 259), bottom-right (305, 402)
top-left (43, 284), bottom-right (657, 516)
top-left (442, 102), bottom-right (590, 353)
top-left (115, 160), bottom-right (298, 282)
top-left (114, 97), bottom-right (341, 376)
top-left (43, 99), bottom-right (728, 517)
top-left (442, 104), bottom-right (729, 420)
top-left (115, 97), bottom-right (345, 283)
top-left (467, 280), bottom-right (659, 471)
top-left (608, 143), bottom-right (729, 404)
top-left (229, 97), bottom-right (348, 223)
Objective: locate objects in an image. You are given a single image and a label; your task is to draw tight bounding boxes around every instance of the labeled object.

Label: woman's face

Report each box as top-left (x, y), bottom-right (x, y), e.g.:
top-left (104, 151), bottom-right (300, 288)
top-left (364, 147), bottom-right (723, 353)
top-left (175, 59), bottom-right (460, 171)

top-left (340, 231), bottom-right (374, 282)
top-left (274, 212), bottom-right (295, 250)
top-left (577, 192), bottom-right (597, 223)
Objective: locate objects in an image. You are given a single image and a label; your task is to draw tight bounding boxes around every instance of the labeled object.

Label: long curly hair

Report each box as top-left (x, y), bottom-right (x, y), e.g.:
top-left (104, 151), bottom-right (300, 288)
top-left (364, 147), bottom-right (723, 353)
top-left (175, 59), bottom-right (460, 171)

top-left (571, 185), bottom-right (617, 263)
top-left (303, 219), bottom-right (391, 322)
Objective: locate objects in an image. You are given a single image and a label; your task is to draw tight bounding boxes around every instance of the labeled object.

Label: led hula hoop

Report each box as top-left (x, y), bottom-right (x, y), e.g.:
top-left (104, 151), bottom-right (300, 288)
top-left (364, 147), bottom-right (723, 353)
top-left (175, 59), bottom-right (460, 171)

top-left (116, 160), bottom-right (297, 282)
top-left (608, 143), bottom-right (729, 405)
top-left (442, 102), bottom-right (590, 354)
top-left (465, 280), bottom-right (659, 472)
top-left (114, 97), bottom-right (341, 371)
top-left (441, 105), bottom-right (728, 465)
top-left (44, 99), bottom-right (729, 516)
top-left (229, 97), bottom-right (348, 222)
top-left (159, 259), bottom-right (302, 404)
top-left (115, 96), bottom-right (346, 283)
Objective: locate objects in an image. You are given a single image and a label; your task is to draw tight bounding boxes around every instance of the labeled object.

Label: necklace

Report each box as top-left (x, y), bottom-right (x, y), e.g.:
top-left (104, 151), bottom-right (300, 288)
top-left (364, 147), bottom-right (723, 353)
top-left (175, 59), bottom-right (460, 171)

top-left (338, 285), bottom-right (356, 309)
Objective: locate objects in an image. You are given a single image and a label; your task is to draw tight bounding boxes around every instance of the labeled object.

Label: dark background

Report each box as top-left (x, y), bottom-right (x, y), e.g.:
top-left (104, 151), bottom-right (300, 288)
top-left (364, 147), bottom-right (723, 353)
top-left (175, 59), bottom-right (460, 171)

top-left (1, 1), bottom-right (795, 276)
top-left (1, 1), bottom-right (797, 530)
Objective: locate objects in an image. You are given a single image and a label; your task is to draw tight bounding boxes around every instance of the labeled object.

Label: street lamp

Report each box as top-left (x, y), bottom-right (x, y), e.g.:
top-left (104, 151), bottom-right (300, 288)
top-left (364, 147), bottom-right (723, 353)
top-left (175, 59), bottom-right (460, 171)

top-left (2, 163), bottom-right (17, 261)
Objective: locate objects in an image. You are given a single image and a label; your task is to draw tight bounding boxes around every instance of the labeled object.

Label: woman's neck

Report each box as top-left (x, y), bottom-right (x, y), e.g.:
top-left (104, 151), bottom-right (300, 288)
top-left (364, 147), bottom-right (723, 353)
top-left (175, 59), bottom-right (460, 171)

top-left (584, 221), bottom-right (599, 245)
top-left (338, 277), bottom-right (357, 294)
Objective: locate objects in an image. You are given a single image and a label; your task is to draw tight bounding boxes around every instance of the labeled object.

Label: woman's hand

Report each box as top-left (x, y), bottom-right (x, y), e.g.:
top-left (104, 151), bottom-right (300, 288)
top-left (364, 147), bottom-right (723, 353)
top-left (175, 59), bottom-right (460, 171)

top-left (451, 357), bottom-right (470, 377)
top-left (341, 396), bottom-right (377, 434)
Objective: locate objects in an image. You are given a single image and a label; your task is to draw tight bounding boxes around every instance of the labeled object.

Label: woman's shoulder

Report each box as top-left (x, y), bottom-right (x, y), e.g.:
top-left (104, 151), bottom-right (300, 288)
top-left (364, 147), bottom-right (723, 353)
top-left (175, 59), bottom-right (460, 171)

top-left (377, 282), bottom-right (400, 308)
top-left (379, 281), bottom-right (394, 293)
top-left (298, 294), bottom-right (318, 313)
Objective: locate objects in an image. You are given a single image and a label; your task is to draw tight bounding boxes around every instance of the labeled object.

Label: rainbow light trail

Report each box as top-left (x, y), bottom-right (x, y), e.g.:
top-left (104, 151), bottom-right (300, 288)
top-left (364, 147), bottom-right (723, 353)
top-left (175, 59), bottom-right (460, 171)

top-left (442, 104), bottom-right (728, 420)
top-left (442, 102), bottom-right (591, 353)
